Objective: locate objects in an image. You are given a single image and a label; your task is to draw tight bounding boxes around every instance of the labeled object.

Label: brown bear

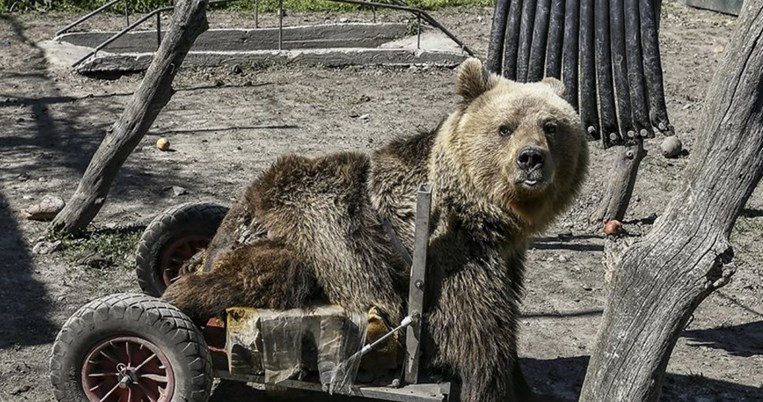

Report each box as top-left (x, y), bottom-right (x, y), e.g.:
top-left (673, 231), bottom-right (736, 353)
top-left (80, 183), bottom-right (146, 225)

top-left (162, 57), bottom-right (589, 402)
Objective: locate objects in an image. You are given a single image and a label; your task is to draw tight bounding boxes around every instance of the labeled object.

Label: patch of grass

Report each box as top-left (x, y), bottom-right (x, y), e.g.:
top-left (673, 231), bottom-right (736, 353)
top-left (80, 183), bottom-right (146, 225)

top-left (1, 0), bottom-right (493, 13)
top-left (58, 227), bottom-right (143, 270)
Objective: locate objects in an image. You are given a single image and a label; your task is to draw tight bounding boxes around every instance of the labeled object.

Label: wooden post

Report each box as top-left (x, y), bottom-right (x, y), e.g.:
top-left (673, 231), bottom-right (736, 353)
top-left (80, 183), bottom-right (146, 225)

top-left (591, 141), bottom-right (645, 224)
top-left (580, 1), bottom-right (763, 400)
top-left (51, 0), bottom-right (209, 234)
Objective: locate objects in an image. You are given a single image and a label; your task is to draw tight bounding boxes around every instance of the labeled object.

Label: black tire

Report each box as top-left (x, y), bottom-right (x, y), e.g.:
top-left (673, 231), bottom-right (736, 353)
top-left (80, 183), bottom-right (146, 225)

top-left (136, 202), bottom-right (228, 297)
top-left (50, 293), bottom-right (213, 402)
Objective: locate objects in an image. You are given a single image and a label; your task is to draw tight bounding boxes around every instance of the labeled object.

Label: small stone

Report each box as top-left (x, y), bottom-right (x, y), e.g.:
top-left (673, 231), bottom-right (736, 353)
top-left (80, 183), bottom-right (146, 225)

top-left (581, 284), bottom-right (593, 291)
top-left (359, 94), bottom-right (371, 103)
top-left (359, 114), bottom-right (370, 121)
top-left (172, 186), bottom-right (187, 197)
top-left (23, 194), bottom-right (65, 221)
top-left (32, 240), bottom-right (62, 255)
top-left (339, 17), bottom-right (349, 23)
top-left (349, 111), bottom-right (360, 118)
top-left (604, 220), bottom-right (623, 236)
top-left (156, 137), bottom-right (171, 151)
top-left (10, 385), bottom-right (30, 395)
top-left (75, 251), bottom-right (111, 269)
top-left (661, 136), bottom-right (683, 158)
top-left (558, 255), bottom-right (568, 263)
top-left (231, 64), bottom-right (243, 75)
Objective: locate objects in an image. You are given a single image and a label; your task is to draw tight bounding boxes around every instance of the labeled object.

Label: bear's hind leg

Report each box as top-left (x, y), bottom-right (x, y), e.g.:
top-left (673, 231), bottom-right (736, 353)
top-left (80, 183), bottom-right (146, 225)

top-left (162, 241), bottom-right (320, 325)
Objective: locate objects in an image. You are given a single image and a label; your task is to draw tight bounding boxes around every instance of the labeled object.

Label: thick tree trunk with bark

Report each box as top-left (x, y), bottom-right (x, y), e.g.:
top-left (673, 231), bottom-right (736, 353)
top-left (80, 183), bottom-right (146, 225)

top-left (51, 0), bottom-right (209, 234)
top-left (580, 1), bottom-right (763, 400)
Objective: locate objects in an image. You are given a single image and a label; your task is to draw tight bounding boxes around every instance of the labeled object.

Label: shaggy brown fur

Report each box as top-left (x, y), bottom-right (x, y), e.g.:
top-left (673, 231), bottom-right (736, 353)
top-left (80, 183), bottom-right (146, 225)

top-left (162, 58), bottom-right (589, 402)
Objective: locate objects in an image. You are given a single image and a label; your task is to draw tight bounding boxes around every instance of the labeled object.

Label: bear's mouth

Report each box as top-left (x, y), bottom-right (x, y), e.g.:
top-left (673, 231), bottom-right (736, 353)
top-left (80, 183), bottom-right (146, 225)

top-left (515, 171), bottom-right (546, 189)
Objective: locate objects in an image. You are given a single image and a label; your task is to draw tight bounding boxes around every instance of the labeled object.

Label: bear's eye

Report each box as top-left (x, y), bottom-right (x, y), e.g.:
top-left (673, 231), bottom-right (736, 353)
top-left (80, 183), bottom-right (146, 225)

top-left (498, 125), bottom-right (512, 137)
top-left (544, 122), bottom-right (557, 135)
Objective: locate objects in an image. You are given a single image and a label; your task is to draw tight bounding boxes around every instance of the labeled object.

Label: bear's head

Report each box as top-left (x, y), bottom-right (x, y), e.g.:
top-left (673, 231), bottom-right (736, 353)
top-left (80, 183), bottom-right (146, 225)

top-left (436, 58), bottom-right (589, 233)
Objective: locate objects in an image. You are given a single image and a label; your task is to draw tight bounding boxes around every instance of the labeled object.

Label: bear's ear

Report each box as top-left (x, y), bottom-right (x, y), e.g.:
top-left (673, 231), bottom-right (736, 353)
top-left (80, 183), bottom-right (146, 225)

top-left (456, 58), bottom-right (498, 104)
top-left (541, 77), bottom-right (566, 97)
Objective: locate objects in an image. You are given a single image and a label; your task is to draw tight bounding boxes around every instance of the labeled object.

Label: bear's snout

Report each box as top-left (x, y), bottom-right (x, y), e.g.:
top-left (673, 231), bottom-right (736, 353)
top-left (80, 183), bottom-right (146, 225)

top-left (516, 146), bottom-right (546, 172)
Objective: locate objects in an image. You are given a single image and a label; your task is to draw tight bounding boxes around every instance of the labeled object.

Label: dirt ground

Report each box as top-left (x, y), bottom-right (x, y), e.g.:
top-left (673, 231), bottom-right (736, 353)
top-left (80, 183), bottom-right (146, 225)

top-left (0, 1), bottom-right (761, 401)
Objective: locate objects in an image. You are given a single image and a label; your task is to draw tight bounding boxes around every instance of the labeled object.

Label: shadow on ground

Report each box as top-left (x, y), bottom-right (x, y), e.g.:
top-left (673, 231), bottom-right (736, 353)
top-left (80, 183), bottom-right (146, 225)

top-left (682, 320), bottom-right (763, 357)
top-left (206, 351), bottom-right (762, 402)
top-left (0, 192), bottom-right (57, 349)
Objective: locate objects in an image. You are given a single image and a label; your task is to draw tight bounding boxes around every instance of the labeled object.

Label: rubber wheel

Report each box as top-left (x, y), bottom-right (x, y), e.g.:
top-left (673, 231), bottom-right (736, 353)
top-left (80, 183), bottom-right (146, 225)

top-left (136, 202), bottom-right (228, 297)
top-left (49, 293), bottom-right (213, 402)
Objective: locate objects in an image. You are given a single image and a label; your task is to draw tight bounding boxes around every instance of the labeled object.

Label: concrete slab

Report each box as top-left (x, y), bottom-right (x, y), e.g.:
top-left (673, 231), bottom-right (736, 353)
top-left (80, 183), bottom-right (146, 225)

top-left (42, 23), bottom-right (469, 74)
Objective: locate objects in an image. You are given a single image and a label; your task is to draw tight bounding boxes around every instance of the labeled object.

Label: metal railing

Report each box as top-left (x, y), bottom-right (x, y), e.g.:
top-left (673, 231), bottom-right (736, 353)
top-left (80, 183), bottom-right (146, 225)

top-left (57, 0), bottom-right (475, 68)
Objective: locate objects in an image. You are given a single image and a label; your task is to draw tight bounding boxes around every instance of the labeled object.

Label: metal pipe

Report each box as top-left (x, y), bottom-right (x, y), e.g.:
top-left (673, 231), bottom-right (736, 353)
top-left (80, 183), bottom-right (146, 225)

top-left (125, 0), bottom-right (130, 27)
top-left (486, 0), bottom-right (510, 74)
top-left (578, 0), bottom-right (598, 138)
top-left (156, 11), bottom-right (162, 49)
top-left (545, 0), bottom-right (565, 79)
top-left (624, 0), bottom-right (651, 137)
top-left (610, 0), bottom-right (634, 138)
top-left (56, 0), bottom-right (121, 36)
top-left (72, 6), bottom-right (173, 67)
top-left (595, 0), bottom-right (619, 146)
top-left (503, 0), bottom-right (524, 80)
top-left (528, 0), bottom-right (551, 82)
top-left (562, 0), bottom-right (580, 109)
top-left (417, 13), bottom-right (421, 50)
top-left (360, 316), bottom-right (415, 357)
top-left (516, 0), bottom-right (537, 82)
top-left (278, 0), bottom-right (284, 51)
top-left (640, 0), bottom-right (671, 134)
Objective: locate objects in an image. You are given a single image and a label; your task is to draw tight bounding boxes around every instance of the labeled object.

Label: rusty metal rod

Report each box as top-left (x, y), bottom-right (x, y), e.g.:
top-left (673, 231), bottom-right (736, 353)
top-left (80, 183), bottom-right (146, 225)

top-left (486, 0), bottom-right (511, 74)
top-left (545, 0), bottom-right (565, 79)
top-left (640, 0), bottom-right (672, 134)
top-left (503, 0), bottom-right (524, 80)
top-left (595, 0), bottom-right (619, 146)
top-left (56, 0), bottom-right (121, 36)
top-left (578, 0), bottom-right (598, 138)
top-left (624, 0), bottom-right (651, 137)
top-left (516, 0), bottom-right (537, 82)
top-left (330, 0), bottom-right (475, 56)
top-left (528, 0), bottom-right (551, 82)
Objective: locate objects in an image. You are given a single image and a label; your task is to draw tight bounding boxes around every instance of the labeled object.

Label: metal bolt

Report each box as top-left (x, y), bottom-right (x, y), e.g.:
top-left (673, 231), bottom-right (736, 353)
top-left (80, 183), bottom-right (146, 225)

top-left (415, 280), bottom-right (423, 289)
top-left (626, 150), bottom-right (634, 159)
top-left (639, 129), bottom-right (649, 137)
top-left (609, 132), bottom-right (618, 141)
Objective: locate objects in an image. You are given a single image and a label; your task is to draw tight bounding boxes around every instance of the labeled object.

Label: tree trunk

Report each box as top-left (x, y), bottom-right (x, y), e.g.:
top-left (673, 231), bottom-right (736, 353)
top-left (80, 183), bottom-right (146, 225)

top-left (51, 0), bottom-right (209, 234)
top-left (580, 1), bottom-right (763, 400)
top-left (591, 141), bottom-right (645, 224)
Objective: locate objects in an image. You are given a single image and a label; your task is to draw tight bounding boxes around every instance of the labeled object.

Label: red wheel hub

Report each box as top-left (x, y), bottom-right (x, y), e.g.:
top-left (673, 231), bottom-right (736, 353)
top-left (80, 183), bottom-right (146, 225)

top-left (160, 236), bottom-right (210, 286)
top-left (81, 336), bottom-right (175, 402)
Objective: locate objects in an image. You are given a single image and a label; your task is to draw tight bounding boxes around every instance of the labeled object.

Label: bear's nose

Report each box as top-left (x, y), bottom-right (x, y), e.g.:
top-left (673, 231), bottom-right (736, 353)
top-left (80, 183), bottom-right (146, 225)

top-left (517, 147), bottom-right (545, 171)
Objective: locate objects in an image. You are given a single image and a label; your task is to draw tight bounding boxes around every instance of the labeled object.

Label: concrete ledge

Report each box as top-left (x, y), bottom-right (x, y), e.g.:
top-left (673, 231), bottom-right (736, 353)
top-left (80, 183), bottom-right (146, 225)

top-left (680, 0), bottom-right (742, 15)
top-left (76, 48), bottom-right (467, 73)
top-left (56, 23), bottom-right (412, 53)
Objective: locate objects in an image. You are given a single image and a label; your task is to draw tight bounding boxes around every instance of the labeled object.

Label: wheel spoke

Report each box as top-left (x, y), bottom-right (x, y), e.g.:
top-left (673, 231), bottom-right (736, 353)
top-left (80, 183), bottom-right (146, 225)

top-left (134, 353), bottom-right (157, 371)
top-left (99, 350), bottom-right (121, 365)
top-left (125, 341), bottom-right (131, 366)
top-left (99, 382), bottom-right (121, 401)
top-left (140, 373), bottom-right (168, 383)
top-left (137, 382), bottom-right (160, 402)
top-left (87, 372), bottom-right (118, 378)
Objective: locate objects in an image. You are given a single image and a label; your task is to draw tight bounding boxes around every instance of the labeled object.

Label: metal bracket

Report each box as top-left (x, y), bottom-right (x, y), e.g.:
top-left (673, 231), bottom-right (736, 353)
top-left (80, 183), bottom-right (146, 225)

top-left (404, 183), bottom-right (431, 384)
